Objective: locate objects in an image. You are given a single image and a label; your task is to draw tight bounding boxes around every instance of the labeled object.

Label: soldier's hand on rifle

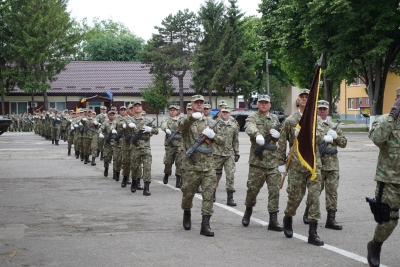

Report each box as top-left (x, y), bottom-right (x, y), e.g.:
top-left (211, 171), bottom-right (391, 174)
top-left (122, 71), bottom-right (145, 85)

top-left (123, 123), bottom-right (127, 129)
top-left (142, 126), bottom-right (152, 133)
top-left (165, 129), bottom-right (171, 135)
top-left (71, 126), bottom-right (74, 130)
top-left (82, 118), bottom-right (87, 121)
top-left (389, 98), bottom-right (400, 120)
top-left (202, 127), bottom-right (215, 139)
top-left (74, 124), bottom-right (79, 128)
top-left (294, 128), bottom-right (300, 137)
top-left (79, 122), bottom-right (83, 126)
top-left (234, 155), bottom-right (240, 162)
top-left (270, 129), bottom-right (280, 139)
top-left (327, 129), bottom-right (337, 139)
top-left (93, 120), bottom-right (99, 125)
top-left (112, 129), bottom-right (117, 134)
top-left (278, 165), bottom-right (287, 176)
top-left (256, 134), bottom-right (264, 145)
top-left (99, 133), bottom-right (104, 138)
top-left (56, 118), bottom-right (60, 121)
top-left (323, 135), bottom-right (333, 143)
top-left (192, 112), bottom-right (202, 120)
top-left (128, 123), bottom-right (136, 128)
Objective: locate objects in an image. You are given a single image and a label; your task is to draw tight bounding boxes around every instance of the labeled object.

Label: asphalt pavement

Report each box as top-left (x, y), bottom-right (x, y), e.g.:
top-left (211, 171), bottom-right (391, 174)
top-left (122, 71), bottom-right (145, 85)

top-left (0, 131), bottom-right (398, 267)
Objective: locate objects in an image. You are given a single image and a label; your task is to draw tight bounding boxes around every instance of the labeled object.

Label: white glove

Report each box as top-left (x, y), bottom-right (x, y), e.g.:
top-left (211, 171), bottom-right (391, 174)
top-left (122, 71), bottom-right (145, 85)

top-left (327, 129), bottom-right (338, 139)
top-left (99, 133), bottom-right (104, 138)
top-left (69, 119), bottom-right (72, 122)
top-left (123, 123), bottom-right (127, 129)
top-left (74, 124), bottom-right (79, 128)
top-left (142, 126), bottom-right (152, 133)
top-left (192, 112), bottom-right (202, 120)
top-left (93, 120), bottom-right (99, 125)
top-left (70, 126), bottom-right (74, 130)
top-left (323, 135), bottom-right (333, 143)
top-left (79, 122), bottom-right (83, 126)
top-left (82, 118), bottom-right (87, 121)
top-left (112, 129), bottom-right (117, 134)
top-left (294, 128), bottom-right (300, 137)
top-left (56, 118), bottom-right (60, 121)
top-left (51, 116), bottom-right (55, 120)
top-left (256, 134), bottom-right (265, 145)
top-left (165, 129), bottom-right (171, 135)
top-left (270, 129), bottom-right (280, 139)
top-left (202, 127), bottom-right (215, 139)
top-left (128, 122), bottom-right (136, 128)
top-left (278, 165), bottom-right (287, 176)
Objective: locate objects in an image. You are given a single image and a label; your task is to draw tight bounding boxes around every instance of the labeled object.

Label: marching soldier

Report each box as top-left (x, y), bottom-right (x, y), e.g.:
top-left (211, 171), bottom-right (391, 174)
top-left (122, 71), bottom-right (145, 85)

top-left (212, 100), bottom-right (227, 120)
top-left (119, 104), bottom-right (136, 187)
top-left (212, 105), bottom-right (239, 206)
top-left (67, 111), bottom-right (76, 156)
top-left (241, 95), bottom-right (283, 231)
top-left (96, 106), bottom-right (108, 160)
top-left (179, 95), bottom-right (225, 237)
top-left (161, 104), bottom-right (183, 188)
top-left (51, 109), bottom-right (62, 145)
top-left (113, 106), bottom-right (128, 181)
top-left (366, 89), bottom-right (400, 267)
top-left (98, 110), bottom-right (117, 177)
top-left (204, 103), bottom-right (212, 118)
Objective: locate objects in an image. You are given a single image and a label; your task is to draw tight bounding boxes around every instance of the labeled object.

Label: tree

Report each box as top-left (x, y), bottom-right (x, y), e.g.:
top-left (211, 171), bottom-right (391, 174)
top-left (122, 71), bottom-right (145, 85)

top-left (141, 9), bottom-right (200, 110)
top-left (142, 74), bottom-right (175, 112)
top-left (5, 0), bottom-right (81, 110)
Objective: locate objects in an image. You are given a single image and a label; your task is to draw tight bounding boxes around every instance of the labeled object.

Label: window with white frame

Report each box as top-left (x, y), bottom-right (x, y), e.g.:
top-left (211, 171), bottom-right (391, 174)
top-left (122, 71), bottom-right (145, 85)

top-left (10, 102), bottom-right (28, 114)
top-left (49, 102), bottom-right (66, 111)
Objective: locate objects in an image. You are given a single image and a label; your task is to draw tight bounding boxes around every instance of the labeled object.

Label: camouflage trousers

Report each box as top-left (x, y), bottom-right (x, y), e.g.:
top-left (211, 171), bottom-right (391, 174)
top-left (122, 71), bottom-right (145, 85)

top-left (320, 170), bottom-right (339, 212)
top-left (374, 182), bottom-right (400, 242)
top-left (61, 127), bottom-right (67, 140)
top-left (284, 169), bottom-right (322, 221)
top-left (213, 154), bottom-right (236, 192)
top-left (113, 145), bottom-right (122, 172)
top-left (98, 138), bottom-right (104, 152)
top-left (163, 145), bottom-right (183, 176)
top-left (103, 144), bottom-right (114, 169)
top-left (245, 164), bottom-right (281, 213)
top-left (121, 149), bottom-right (131, 176)
top-left (130, 148), bottom-right (152, 182)
top-left (73, 134), bottom-right (81, 152)
top-left (51, 126), bottom-right (60, 141)
top-left (82, 137), bottom-right (92, 156)
top-left (68, 134), bottom-right (74, 150)
top-left (91, 135), bottom-right (98, 158)
top-left (181, 169), bottom-right (217, 216)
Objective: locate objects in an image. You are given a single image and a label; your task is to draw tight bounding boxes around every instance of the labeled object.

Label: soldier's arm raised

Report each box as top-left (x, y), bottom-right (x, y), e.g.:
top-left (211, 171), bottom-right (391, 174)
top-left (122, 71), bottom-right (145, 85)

top-left (369, 115), bottom-right (393, 146)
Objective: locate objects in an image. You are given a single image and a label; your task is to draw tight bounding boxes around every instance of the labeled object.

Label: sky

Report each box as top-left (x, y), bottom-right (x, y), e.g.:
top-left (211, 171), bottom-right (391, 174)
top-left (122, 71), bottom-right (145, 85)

top-left (67, 0), bottom-right (261, 41)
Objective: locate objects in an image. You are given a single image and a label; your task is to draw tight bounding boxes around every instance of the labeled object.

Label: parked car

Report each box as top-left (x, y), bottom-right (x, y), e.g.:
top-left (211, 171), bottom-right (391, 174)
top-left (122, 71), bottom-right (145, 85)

top-left (0, 117), bottom-right (11, 135)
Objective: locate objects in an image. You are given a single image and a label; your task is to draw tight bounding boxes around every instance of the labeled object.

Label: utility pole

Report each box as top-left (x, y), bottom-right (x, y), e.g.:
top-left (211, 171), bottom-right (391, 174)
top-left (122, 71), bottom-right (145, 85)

top-left (266, 52), bottom-right (271, 96)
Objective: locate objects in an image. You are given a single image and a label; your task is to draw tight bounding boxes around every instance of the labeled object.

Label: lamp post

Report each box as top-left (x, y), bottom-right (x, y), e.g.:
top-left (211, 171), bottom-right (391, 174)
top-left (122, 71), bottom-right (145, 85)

top-left (266, 52), bottom-right (271, 96)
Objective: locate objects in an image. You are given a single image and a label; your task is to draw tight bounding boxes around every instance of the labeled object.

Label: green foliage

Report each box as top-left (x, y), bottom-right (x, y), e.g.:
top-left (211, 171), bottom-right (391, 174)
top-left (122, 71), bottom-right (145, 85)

top-left (141, 75), bottom-right (175, 112)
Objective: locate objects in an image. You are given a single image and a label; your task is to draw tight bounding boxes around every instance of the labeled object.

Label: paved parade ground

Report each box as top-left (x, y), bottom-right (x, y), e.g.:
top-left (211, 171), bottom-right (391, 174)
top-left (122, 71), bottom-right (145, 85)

top-left (0, 131), bottom-right (399, 267)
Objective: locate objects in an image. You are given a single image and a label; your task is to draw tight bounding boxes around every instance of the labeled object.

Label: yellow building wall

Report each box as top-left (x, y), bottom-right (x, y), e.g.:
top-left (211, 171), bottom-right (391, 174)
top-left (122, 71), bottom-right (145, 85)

top-left (382, 73), bottom-right (400, 114)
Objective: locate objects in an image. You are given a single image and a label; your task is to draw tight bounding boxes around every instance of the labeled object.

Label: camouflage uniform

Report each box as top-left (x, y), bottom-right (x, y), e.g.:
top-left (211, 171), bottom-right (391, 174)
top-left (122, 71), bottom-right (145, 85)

top-left (99, 116), bottom-right (116, 174)
top-left (51, 112), bottom-right (62, 144)
top-left (96, 109), bottom-right (107, 159)
top-left (119, 115), bottom-right (135, 179)
top-left (61, 112), bottom-right (69, 141)
top-left (113, 113), bottom-right (125, 180)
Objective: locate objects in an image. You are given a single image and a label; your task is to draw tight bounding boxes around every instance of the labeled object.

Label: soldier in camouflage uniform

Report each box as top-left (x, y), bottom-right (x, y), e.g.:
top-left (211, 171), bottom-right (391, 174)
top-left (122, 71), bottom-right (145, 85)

top-left (112, 106), bottom-right (128, 181)
top-left (98, 110), bottom-right (117, 177)
top-left (303, 100), bottom-right (347, 230)
top-left (212, 100), bottom-right (227, 120)
top-left (277, 89), bottom-right (326, 246)
top-left (161, 104), bottom-right (183, 188)
top-left (67, 111), bottom-right (76, 156)
top-left (241, 95), bottom-right (283, 231)
top-left (60, 109), bottom-right (69, 142)
top-left (51, 109), bottom-right (62, 145)
top-left (180, 94), bottom-right (225, 237)
top-left (212, 105), bottom-right (239, 206)
top-left (96, 106), bottom-right (108, 160)
top-left (90, 112), bottom-right (101, 166)
top-left (80, 110), bottom-right (95, 164)
top-left (366, 89), bottom-right (400, 267)
top-left (204, 103), bottom-right (211, 117)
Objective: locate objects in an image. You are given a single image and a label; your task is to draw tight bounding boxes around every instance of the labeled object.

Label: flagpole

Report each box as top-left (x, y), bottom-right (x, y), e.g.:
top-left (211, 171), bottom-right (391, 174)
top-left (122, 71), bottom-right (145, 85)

top-left (280, 140), bottom-right (296, 189)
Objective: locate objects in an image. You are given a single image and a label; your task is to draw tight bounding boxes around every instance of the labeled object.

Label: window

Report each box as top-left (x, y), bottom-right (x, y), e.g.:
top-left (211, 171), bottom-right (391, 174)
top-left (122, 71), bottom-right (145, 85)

top-left (348, 98), bottom-right (353, 109)
top-left (49, 102), bottom-right (66, 111)
top-left (10, 102), bottom-right (28, 114)
top-left (366, 97), bottom-right (370, 105)
top-left (348, 98), bottom-right (360, 109)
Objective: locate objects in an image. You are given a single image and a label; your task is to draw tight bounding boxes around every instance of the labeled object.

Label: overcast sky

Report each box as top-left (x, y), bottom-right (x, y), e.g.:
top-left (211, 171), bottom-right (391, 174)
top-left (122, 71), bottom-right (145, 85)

top-left (67, 0), bottom-right (261, 41)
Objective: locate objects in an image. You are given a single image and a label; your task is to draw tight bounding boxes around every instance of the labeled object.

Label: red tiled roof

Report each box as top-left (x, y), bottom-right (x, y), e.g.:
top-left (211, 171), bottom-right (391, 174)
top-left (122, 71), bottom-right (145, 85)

top-left (9, 61), bottom-right (195, 95)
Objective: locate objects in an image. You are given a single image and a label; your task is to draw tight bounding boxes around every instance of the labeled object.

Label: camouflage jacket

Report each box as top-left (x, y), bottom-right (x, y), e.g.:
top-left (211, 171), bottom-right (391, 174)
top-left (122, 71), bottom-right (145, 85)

top-left (160, 116), bottom-right (182, 147)
top-left (117, 116), bottom-right (135, 150)
top-left (180, 115), bottom-right (225, 171)
top-left (129, 116), bottom-right (159, 149)
top-left (212, 118), bottom-right (239, 157)
top-left (96, 113), bottom-right (107, 124)
top-left (369, 114), bottom-right (400, 184)
top-left (80, 117), bottom-right (95, 138)
top-left (113, 115), bottom-right (127, 148)
top-left (213, 112), bottom-right (240, 130)
top-left (61, 113), bottom-right (69, 128)
top-left (277, 111), bottom-right (324, 172)
top-left (320, 120), bottom-right (347, 171)
top-left (245, 111), bottom-right (280, 169)
top-left (99, 119), bottom-right (116, 146)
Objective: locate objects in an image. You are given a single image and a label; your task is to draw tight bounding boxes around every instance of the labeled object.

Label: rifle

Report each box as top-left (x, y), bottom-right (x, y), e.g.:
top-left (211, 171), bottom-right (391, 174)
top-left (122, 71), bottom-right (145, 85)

top-left (186, 119), bottom-right (221, 163)
top-left (167, 129), bottom-right (182, 145)
top-left (131, 118), bottom-right (156, 147)
top-left (253, 119), bottom-right (285, 160)
top-left (105, 130), bottom-right (114, 144)
top-left (319, 120), bottom-right (341, 159)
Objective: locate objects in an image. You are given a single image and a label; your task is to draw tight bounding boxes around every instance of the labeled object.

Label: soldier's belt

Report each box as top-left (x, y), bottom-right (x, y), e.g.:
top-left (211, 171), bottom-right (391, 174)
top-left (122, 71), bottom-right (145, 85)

top-left (324, 148), bottom-right (338, 155)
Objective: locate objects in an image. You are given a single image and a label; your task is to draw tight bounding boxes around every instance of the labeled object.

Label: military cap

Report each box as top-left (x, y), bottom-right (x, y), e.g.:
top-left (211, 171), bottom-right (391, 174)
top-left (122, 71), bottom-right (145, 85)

top-left (218, 100), bottom-right (228, 106)
top-left (168, 104), bottom-right (177, 110)
top-left (119, 106), bottom-right (127, 110)
top-left (175, 105), bottom-right (180, 110)
top-left (110, 106), bottom-right (117, 110)
top-left (53, 108), bottom-right (58, 112)
top-left (101, 106), bottom-right (107, 110)
top-left (191, 95), bottom-right (205, 102)
top-left (79, 109), bottom-right (84, 113)
top-left (108, 110), bottom-right (116, 114)
top-left (396, 87), bottom-right (400, 97)
top-left (298, 89), bottom-right (310, 96)
top-left (221, 105), bottom-right (231, 112)
top-left (71, 111), bottom-right (76, 114)
top-left (92, 112), bottom-right (96, 115)
top-left (87, 109), bottom-right (92, 113)
top-left (204, 103), bottom-right (211, 109)
top-left (318, 100), bottom-right (329, 109)
top-left (69, 110), bottom-right (74, 113)
top-left (186, 103), bottom-right (192, 109)
top-left (258, 95), bottom-right (270, 102)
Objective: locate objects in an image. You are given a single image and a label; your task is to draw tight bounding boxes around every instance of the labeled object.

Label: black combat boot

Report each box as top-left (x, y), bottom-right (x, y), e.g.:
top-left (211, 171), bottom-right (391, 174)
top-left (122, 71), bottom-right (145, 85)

top-left (96, 150), bottom-right (100, 157)
top-left (113, 170), bottom-right (116, 180)
top-left (136, 178), bottom-right (143, 190)
top-left (303, 206), bottom-right (309, 224)
top-left (283, 216), bottom-right (293, 238)
top-left (75, 151), bottom-right (79, 159)
top-left (268, 212), bottom-right (284, 232)
top-left (325, 210), bottom-right (343, 230)
top-left (68, 149), bottom-right (71, 156)
top-left (176, 175), bottom-right (182, 188)
top-left (80, 153), bottom-right (84, 161)
top-left (84, 156), bottom-right (88, 164)
top-left (143, 182), bottom-right (151, 196)
top-left (55, 140), bottom-right (59, 146)
top-left (227, 191), bottom-right (237, 206)
top-left (367, 238), bottom-right (383, 267)
top-left (242, 207), bottom-right (253, 227)
top-left (196, 186), bottom-right (202, 193)
top-left (213, 190), bottom-right (216, 203)
top-left (100, 151), bottom-right (104, 161)
top-left (104, 168), bottom-right (108, 177)
top-left (115, 172), bottom-right (120, 182)
top-left (127, 179), bottom-right (131, 185)
top-left (183, 210), bottom-right (191, 230)
top-left (163, 173), bottom-right (169, 184)
top-left (308, 220), bottom-right (324, 246)
top-left (131, 179), bottom-right (137, 193)
top-left (121, 176), bottom-right (128, 187)
top-left (91, 157), bottom-right (96, 166)
top-left (200, 215), bottom-right (214, 236)
top-left (52, 139), bottom-right (54, 145)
